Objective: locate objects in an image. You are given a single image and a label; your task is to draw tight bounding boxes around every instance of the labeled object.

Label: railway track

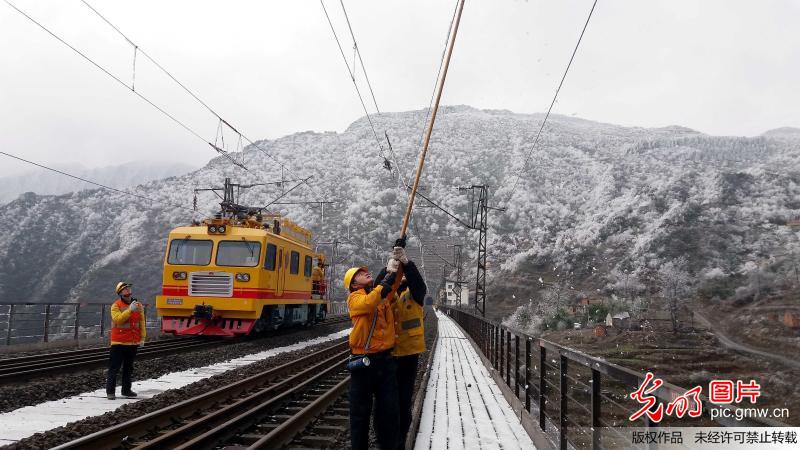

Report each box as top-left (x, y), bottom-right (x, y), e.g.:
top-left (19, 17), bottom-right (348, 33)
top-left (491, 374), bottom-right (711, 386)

top-left (0, 315), bottom-right (350, 384)
top-left (53, 339), bottom-right (352, 450)
top-left (0, 337), bottom-right (226, 383)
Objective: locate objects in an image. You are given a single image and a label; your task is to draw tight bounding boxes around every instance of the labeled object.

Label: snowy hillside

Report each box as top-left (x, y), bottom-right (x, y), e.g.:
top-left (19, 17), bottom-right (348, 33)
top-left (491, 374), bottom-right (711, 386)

top-left (0, 161), bottom-right (196, 205)
top-left (0, 106), bottom-right (798, 311)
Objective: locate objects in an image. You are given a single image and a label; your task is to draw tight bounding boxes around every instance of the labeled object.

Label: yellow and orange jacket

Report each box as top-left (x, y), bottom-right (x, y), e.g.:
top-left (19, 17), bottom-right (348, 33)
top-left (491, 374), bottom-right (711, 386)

top-left (110, 299), bottom-right (146, 345)
top-left (393, 287), bottom-right (426, 357)
top-left (347, 284), bottom-right (395, 355)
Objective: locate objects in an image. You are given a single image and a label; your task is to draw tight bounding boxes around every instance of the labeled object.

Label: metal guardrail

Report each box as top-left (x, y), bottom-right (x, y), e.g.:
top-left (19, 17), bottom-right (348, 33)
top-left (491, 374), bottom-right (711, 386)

top-left (0, 302), bottom-right (348, 346)
top-left (0, 302), bottom-right (160, 346)
top-left (441, 306), bottom-right (780, 450)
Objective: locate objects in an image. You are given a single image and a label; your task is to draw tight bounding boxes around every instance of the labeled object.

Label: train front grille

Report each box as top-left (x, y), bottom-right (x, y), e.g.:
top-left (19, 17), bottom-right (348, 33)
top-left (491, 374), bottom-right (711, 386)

top-left (189, 272), bottom-right (233, 297)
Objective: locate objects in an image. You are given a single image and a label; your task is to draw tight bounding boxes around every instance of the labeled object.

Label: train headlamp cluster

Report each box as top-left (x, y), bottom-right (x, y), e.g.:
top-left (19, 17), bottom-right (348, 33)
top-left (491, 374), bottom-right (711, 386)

top-left (208, 224), bottom-right (227, 234)
top-left (172, 271), bottom-right (187, 280)
top-left (235, 272), bottom-right (250, 282)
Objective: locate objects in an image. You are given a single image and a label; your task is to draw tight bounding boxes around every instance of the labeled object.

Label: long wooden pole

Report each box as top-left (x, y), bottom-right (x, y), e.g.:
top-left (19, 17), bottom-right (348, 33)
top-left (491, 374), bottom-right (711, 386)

top-left (399, 0), bottom-right (466, 239)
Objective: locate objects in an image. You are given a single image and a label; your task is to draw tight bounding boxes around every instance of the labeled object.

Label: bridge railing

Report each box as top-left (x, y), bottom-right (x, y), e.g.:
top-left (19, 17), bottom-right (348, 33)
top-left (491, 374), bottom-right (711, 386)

top-left (441, 306), bottom-right (778, 450)
top-left (0, 302), bottom-right (161, 346)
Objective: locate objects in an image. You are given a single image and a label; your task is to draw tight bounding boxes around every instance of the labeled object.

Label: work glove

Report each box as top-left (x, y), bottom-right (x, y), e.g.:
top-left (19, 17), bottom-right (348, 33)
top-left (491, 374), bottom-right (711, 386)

top-left (386, 258), bottom-right (400, 273)
top-left (378, 271), bottom-right (397, 299)
top-left (394, 237), bottom-right (406, 248)
top-left (392, 246), bottom-right (409, 265)
top-left (129, 301), bottom-right (139, 312)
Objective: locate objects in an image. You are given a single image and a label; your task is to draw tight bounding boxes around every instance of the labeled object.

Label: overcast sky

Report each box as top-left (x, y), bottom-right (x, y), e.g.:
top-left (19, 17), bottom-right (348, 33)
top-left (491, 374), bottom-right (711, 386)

top-left (1, 0), bottom-right (798, 177)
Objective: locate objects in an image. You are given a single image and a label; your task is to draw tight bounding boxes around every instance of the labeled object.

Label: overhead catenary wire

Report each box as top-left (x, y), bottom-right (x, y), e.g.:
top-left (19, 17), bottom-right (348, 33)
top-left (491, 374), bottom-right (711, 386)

top-left (400, 0), bottom-right (466, 239)
top-left (0, 151), bottom-right (195, 213)
top-left (498, 0), bottom-right (599, 210)
top-left (338, 1), bottom-right (414, 190)
top-left (3, 0), bottom-right (248, 172)
top-left (338, 0), bottom-right (380, 115)
top-left (73, 1), bottom-right (348, 201)
top-left (320, 0), bottom-right (407, 188)
top-left (416, 0), bottom-right (460, 152)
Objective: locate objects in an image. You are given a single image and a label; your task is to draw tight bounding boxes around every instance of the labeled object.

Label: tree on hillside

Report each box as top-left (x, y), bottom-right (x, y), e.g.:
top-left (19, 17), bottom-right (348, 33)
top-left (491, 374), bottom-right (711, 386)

top-left (658, 257), bottom-right (693, 332)
top-left (607, 267), bottom-right (645, 310)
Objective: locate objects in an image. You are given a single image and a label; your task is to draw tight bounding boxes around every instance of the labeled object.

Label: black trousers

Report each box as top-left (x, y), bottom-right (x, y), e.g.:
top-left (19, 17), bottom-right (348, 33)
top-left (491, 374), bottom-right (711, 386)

top-left (106, 344), bottom-right (137, 394)
top-left (349, 352), bottom-right (399, 450)
top-left (396, 354), bottom-right (420, 450)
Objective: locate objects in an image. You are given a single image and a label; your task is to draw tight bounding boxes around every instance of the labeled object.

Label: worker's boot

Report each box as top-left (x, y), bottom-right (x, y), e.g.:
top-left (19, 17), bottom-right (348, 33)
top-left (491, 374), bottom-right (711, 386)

top-left (106, 392), bottom-right (116, 400)
top-left (121, 390), bottom-right (137, 398)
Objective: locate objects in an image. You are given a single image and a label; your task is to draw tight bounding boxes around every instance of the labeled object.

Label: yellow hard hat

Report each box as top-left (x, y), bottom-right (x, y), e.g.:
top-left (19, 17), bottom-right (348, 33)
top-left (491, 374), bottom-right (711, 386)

top-left (343, 266), bottom-right (368, 292)
top-left (115, 281), bottom-right (132, 294)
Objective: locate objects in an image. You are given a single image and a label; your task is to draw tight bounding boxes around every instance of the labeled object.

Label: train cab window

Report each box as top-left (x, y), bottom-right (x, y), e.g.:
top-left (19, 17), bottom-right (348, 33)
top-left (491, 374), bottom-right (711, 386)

top-left (217, 241), bottom-right (262, 267)
top-left (264, 244), bottom-right (277, 270)
top-left (304, 256), bottom-right (313, 277)
top-left (290, 251), bottom-right (300, 275)
top-left (167, 239), bottom-right (212, 265)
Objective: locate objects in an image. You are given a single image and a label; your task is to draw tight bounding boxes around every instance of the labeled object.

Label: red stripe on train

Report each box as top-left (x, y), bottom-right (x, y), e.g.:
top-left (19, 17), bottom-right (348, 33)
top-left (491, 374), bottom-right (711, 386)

top-left (161, 286), bottom-right (310, 300)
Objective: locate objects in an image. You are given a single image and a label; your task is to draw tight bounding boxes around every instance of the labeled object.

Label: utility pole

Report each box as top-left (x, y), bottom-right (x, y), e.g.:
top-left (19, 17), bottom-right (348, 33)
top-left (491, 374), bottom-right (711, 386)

top-left (452, 244), bottom-right (464, 307)
top-left (414, 184), bottom-right (502, 317)
top-left (441, 265), bottom-right (447, 306)
top-left (459, 185), bottom-right (493, 316)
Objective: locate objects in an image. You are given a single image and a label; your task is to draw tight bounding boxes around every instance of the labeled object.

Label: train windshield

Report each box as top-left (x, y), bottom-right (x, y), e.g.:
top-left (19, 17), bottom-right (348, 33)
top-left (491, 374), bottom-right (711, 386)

top-left (167, 239), bottom-right (212, 265)
top-left (217, 241), bottom-right (262, 267)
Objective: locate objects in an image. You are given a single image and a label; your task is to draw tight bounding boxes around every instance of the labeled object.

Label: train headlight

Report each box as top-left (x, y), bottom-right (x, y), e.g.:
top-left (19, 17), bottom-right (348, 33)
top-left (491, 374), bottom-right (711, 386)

top-left (236, 273), bottom-right (250, 282)
top-left (208, 225), bottom-right (217, 234)
top-left (218, 225), bottom-right (226, 234)
top-left (172, 271), bottom-right (187, 280)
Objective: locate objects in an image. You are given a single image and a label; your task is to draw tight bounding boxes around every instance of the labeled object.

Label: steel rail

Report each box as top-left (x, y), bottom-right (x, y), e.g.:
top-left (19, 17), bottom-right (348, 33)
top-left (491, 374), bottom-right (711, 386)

top-left (1, 315), bottom-right (349, 382)
top-left (52, 340), bottom-right (350, 450)
top-left (137, 350), bottom-right (349, 449)
top-left (0, 337), bottom-right (206, 367)
top-left (0, 340), bottom-right (228, 383)
top-left (171, 359), bottom-right (348, 449)
top-left (250, 376), bottom-right (350, 449)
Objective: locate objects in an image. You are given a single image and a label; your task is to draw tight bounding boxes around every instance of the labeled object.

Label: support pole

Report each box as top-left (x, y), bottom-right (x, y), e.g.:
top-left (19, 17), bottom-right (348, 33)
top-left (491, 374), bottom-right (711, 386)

top-left (559, 355), bottom-right (568, 450)
top-left (514, 334), bottom-right (520, 398)
top-left (539, 345), bottom-right (547, 431)
top-left (73, 303), bottom-right (80, 340)
top-left (474, 185), bottom-right (488, 316)
top-left (525, 338), bottom-right (532, 412)
top-left (6, 305), bottom-right (14, 345)
top-left (43, 304), bottom-right (51, 343)
top-left (100, 304), bottom-right (106, 337)
top-left (591, 369), bottom-right (601, 450)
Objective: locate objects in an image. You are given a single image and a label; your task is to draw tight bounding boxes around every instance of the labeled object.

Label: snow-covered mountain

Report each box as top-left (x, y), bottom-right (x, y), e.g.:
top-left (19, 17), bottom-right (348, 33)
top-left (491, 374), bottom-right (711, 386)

top-left (0, 161), bottom-right (196, 205)
top-left (0, 106), bottom-right (798, 314)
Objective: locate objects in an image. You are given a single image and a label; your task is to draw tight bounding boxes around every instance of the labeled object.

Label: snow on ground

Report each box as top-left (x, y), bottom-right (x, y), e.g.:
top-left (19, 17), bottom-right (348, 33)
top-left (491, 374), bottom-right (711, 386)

top-left (0, 328), bottom-right (351, 444)
top-left (415, 311), bottom-right (536, 450)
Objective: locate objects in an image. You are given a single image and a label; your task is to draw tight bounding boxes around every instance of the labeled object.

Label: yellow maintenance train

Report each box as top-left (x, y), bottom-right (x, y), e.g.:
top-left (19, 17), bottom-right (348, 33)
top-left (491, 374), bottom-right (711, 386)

top-left (155, 182), bottom-right (328, 336)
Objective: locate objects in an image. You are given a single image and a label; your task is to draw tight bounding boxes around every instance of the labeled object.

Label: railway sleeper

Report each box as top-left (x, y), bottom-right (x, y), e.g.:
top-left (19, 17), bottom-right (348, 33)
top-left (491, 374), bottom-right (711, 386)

top-left (297, 434), bottom-right (339, 447)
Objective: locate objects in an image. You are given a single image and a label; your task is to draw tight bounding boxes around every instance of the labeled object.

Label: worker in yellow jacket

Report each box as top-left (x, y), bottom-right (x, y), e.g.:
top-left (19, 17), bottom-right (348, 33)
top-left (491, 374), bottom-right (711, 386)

top-left (344, 255), bottom-right (400, 450)
top-left (311, 258), bottom-right (326, 297)
top-left (375, 246), bottom-right (427, 450)
top-left (105, 281), bottom-right (146, 400)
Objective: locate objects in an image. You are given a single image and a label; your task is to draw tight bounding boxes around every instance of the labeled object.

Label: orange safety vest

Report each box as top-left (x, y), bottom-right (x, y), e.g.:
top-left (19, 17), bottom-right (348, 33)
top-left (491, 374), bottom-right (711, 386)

top-left (110, 299), bottom-right (143, 345)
